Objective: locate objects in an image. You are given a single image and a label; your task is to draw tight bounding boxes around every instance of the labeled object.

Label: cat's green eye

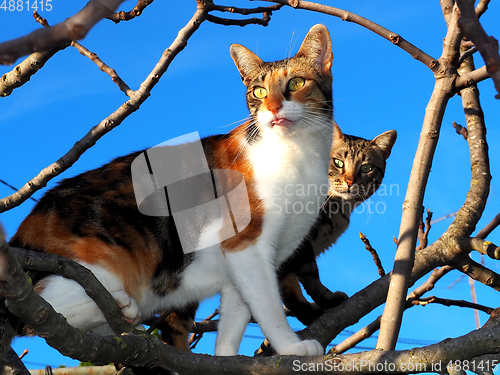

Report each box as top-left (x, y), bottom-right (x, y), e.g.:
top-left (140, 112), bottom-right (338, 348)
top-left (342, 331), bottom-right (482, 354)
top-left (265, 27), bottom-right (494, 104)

top-left (253, 86), bottom-right (267, 99)
top-left (288, 77), bottom-right (305, 91)
top-left (333, 158), bottom-right (344, 168)
top-left (361, 164), bottom-right (373, 173)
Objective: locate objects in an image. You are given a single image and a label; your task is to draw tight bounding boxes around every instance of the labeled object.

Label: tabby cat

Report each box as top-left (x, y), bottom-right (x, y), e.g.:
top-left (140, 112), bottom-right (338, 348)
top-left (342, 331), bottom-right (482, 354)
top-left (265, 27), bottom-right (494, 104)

top-left (2, 24), bottom-right (334, 357)
top-left (279, 124), bottom-right (397, 325)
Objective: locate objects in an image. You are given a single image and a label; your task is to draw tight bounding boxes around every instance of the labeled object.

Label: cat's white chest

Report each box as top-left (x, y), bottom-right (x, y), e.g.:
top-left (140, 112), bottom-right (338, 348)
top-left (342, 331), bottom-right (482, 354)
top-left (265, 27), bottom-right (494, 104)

top-left (247, 130), bottom-right (330, 263)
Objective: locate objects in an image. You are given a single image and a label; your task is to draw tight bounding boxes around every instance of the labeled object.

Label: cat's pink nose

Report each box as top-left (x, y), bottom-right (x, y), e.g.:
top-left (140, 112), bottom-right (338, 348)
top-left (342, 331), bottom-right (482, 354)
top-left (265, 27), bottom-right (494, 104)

top-left (346, 179), bottom-right (354, 187)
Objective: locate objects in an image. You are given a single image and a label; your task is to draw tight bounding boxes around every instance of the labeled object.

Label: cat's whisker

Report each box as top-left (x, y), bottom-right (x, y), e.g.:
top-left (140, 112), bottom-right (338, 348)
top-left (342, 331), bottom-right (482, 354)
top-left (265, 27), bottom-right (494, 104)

top-left (298, 117), bottom-right (332, 142)
top-left (216, 116), bottom-right (252, 129)
top-left (222, 118), bottom-right (257, 156)
top-left (228, 120), bottom-right (261, 168)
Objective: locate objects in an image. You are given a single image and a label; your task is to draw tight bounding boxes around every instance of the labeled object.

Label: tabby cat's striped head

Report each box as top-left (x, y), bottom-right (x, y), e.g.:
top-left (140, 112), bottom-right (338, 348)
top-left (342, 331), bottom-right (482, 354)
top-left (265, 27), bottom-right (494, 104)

top-left (329, 123), bottom-right (397, 202)
top-left (230, 24), bottom-right (334, 140)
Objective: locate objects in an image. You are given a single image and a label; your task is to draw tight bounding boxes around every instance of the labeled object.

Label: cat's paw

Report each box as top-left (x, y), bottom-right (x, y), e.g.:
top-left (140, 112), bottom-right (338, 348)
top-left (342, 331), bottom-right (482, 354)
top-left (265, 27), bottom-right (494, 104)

top-left (280, 340), bottom-right (323, 356)
top-left (111, 290), bottom-right (142, 326)
top-left (322, 291), bottom-right (348, 309)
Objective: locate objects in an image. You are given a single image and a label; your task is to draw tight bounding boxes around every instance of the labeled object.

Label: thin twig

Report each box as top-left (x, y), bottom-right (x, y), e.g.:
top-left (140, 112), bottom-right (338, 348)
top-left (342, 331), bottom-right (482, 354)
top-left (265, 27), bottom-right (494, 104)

top-left (33, 11), bottom-right (133, 97)
top-left (70, 42), bottom-right (133, 96)
top-left (414, 296), bottom-right (494, 315)
top-left (359, 232), bottom-right (385, 277)
top-left (260, 0), bottom-right (439, 71)
top-left (106, 0), bottom-right (154, 23)
top-left (459, 46), bottom-right (478, 65)
top-left (475, 213), bottom-right (500, 240)
top-left (0, 2), bottom-right (208, 212)
top-left (417, 208), bottom-right (433, 250)
top-left (453, 121), bottom-right (469, 140)
top-left (205, 2), bottom-right (282, 26)
top-left (189, 309), bottom-right (219, 349)
top-left (206, 13), bottom-right (272, 27)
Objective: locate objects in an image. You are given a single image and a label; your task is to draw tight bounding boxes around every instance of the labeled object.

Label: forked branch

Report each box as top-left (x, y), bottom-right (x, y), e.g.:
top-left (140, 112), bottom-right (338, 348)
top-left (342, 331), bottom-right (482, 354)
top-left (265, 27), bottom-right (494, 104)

top-left (0, 0), bottom-right (126, 65)
top-left (457, 0), bottom-right (500, 98)
top-left (0, 2), bottom-right (208, 213)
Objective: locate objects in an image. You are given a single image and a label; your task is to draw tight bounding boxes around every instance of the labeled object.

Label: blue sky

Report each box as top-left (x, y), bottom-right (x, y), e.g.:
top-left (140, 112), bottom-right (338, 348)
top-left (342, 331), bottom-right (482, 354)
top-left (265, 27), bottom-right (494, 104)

top-left (1, 0), bottom-right (500, 369)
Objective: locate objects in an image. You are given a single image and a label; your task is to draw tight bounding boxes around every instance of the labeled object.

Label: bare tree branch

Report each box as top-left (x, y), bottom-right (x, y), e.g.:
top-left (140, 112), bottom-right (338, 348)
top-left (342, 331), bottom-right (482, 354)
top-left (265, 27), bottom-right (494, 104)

top-left (459, 46), bottom-right (478, 65)
top-left (455, 65), bottom-right (490, 89)
top-left (475, 213), bottom-right (500, 240)
top-left (457, 0), bottom-right (500, 98)
top-left (106, 0), bottom-right (154, 24)
top-left (0, 3), bottom-right (209, 213)
top-left (413, 296), bottom-right (494, 314)
top-left (462, 237), bottom-right (500, 260)
top-left (377, 4), bottom-right (462, 352)
top-left (0, 45), bottom-right (68, 97)
top-left (10, 247), bottom-right (134, 335)
top-left (205, 2), bottom-right (283, 26)
top-left (206, 13), bottom-right (272, 27)
top-left (0, 0), bottom-right (126, 65)
top-left (4, 226), bottom-right (500, 374)
top-left (70, 41), bottom-right (133, 96)
top-left (262, 0), bottom-right (439, 71)
top-left (359, 232), bottom-right (385, 277)
top-left (417, 209), bottom-right (433, 250)
top-left (33, 11), bottom-right (133, 98)
top-left (453, 256), bottom-right (500, 291)
top-left (333, 266), bottom-right (452, 355)
top-left (441, 0), bottom-right (455, 26)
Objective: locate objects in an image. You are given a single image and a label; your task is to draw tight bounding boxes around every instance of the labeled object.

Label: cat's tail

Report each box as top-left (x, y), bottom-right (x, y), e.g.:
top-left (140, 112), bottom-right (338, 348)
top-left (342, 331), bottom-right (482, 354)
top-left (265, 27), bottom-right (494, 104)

top-left (0, 298), bottom-right (22, 359)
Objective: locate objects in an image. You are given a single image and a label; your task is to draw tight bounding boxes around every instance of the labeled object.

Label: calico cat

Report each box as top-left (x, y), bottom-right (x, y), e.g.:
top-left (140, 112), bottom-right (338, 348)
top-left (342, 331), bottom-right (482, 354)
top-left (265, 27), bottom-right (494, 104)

top-left (162, 124), bottom-right (396, 351)
top-left (279, 124), bottom-right (397, 325)
top-left (2, 24), bottom-right (334, 357)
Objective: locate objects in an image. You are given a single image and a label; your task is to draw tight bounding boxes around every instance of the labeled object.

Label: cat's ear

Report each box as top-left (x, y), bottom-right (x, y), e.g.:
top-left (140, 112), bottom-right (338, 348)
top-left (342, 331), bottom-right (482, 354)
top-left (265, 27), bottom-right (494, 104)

top-left (230, 44), bottom-right (264, 87)
top-left (296, 24), bottom-right (333, 74)
top-left (371, 130), bottom-right (397, 159)
top-left (333, 121), bottom-right (345, 142)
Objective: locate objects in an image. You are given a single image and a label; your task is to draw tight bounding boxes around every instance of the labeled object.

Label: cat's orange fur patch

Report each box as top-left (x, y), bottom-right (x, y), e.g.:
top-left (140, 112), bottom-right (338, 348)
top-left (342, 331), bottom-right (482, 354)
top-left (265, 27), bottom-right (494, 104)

top-left (207, 123), bottom-right (264, 253)
top-left (13, 211), bottom-right (159, 297)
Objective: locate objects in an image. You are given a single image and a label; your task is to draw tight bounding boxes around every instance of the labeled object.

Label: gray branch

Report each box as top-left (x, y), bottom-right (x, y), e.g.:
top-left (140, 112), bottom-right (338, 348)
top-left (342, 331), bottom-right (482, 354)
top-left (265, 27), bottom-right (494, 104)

top-left (0, 0), bottom-right (126, 65)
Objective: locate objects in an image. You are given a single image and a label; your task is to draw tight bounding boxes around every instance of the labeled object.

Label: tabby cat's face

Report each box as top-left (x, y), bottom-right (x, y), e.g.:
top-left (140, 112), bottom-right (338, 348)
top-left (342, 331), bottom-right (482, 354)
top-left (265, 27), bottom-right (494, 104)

top-left (230, 25), bottom-right (333, 139)
top-left (329, 124), bottom-right (397, 202)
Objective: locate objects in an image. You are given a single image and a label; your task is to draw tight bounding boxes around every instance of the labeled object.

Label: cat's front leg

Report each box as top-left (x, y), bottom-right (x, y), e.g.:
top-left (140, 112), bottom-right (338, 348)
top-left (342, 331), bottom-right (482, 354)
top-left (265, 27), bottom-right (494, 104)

top-left (215, 283), bottom-right (251, 356)
top-left (224, 246), bottom-right (323, 356)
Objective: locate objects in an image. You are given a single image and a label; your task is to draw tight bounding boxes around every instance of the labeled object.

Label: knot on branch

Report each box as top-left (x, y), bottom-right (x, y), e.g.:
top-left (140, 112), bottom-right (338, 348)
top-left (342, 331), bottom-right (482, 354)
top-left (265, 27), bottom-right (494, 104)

top-left (390, 33), bottom-right (401, 45)
top-left (68, 24), bottom-right (87, 40)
